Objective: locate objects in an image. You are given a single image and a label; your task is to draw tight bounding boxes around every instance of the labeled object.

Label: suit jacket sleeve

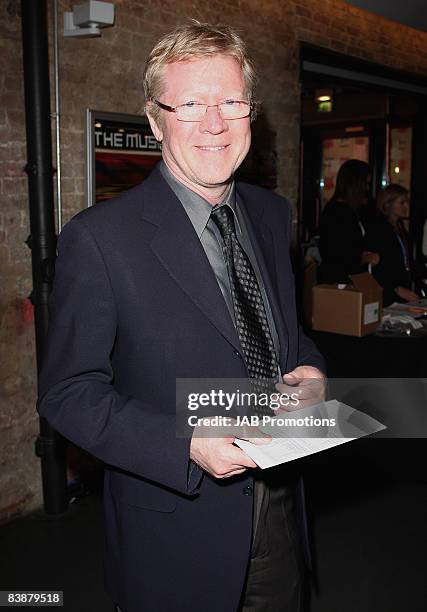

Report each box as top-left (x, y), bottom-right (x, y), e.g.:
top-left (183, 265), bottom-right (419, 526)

top-left (37, 217), bottom-right (201, 495)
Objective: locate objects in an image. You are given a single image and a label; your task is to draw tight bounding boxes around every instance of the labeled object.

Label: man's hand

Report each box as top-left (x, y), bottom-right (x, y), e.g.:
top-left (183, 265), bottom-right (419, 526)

top-left (190, 419), bottom-right (271, 479)
top-left (275, 365), bottom-right (326, 412)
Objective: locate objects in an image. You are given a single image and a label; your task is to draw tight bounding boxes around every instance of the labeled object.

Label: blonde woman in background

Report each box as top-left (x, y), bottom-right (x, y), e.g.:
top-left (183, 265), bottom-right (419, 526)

top-left (365, 184), bottom-right (419, 306)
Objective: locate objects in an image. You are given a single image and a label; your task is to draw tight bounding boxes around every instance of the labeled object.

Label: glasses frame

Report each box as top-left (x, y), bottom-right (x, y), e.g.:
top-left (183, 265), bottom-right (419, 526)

top-left (152, 99), bottom-right (252, 122)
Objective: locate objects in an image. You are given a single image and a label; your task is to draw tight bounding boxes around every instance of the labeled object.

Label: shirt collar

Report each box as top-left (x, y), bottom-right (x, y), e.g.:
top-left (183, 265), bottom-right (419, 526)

top-left (159, 161), bottom-right (236, 239)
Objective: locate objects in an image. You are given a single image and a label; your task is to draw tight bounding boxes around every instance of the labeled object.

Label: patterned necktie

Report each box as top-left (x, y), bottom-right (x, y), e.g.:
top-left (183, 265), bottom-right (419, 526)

top-left (210, 205), bottom-right (279, 386)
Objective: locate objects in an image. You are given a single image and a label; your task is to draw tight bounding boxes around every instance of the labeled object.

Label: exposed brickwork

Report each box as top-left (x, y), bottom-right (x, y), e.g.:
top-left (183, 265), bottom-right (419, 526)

top-left (0, 0), bottom-right (41, 521)
top-left (1, 0), bottom-right (427, 521)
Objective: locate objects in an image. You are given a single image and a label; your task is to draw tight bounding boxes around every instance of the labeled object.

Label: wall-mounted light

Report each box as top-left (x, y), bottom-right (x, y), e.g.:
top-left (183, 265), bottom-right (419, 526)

top-left (64, 1), bottom-right (115, 38)
top-left (394, 166), bottom-right (400, 174)
top-left (315, 88), bottom-right (334, 113)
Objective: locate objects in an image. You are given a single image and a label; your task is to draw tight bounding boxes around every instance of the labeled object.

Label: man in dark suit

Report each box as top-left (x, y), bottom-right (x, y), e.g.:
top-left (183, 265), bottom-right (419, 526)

top-left (38, 21), bottom-right (324, 612)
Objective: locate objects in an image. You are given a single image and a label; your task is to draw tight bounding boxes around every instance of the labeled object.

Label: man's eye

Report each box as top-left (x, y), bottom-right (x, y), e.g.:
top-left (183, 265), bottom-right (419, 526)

top-left (182, 101), bottom-right (199, 107)
top-left (223, 100), bottom-right (237, 106)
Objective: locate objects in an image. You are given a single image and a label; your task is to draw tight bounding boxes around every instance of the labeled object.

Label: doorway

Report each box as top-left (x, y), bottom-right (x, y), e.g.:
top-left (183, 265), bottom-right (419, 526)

top-left (299, 48), bottom-right (427, 239)
top-left (298, 44), bottom-right (427, 321)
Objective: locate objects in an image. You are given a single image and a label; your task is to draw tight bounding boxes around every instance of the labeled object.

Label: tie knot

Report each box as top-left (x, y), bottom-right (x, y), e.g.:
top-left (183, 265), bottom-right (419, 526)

top-left (210, 205), bottom-right (236, 238)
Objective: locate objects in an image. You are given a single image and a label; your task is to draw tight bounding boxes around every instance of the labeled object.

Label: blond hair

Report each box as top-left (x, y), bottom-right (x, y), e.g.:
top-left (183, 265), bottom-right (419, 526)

top-left (143, 20), bottom-right (258, 122)
top-left (377, 184), bottom-right (409, 217)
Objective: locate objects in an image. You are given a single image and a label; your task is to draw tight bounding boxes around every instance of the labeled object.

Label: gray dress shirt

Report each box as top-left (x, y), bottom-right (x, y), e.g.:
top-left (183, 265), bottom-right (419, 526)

top-left (159, 161), bottom-right (281, 372)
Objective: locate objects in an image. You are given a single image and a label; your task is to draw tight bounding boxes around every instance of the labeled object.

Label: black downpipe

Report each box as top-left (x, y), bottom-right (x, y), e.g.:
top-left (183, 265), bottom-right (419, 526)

top-left (21, 0), bottom-right (68, 514)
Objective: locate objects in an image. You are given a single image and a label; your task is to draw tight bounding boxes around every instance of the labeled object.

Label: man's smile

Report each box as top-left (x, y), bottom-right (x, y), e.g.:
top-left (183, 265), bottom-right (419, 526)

top-left (195, 145), bottom-right (230, 151)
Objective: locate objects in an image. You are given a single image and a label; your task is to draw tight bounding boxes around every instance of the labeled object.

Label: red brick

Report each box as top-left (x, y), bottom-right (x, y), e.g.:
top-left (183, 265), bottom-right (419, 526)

top-left (1, 177), bottom-right (27, 196)
top-left (0, 162), bottom-right (26, 178)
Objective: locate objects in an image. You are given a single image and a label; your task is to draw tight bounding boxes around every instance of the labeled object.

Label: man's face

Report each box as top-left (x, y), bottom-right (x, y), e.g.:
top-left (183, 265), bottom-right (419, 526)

top-left (147, 55), bottom-right (251, 201)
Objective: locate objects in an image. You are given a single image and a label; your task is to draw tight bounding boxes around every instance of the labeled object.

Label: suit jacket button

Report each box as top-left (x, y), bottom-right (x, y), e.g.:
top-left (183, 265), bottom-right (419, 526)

top-left (243, 485), bottom-right (253, 496)
top-left (234, 350), bottom-right (242, 358)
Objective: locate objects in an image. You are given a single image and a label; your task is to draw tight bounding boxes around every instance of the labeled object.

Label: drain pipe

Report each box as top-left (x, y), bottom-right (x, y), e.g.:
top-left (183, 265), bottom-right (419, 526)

top-left (52, 0), bottom-right (63, 232)
top-left (21, 0), bottom-right (68, 514)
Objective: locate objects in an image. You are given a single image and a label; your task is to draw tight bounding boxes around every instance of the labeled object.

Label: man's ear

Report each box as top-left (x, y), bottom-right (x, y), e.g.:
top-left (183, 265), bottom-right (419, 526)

top-left (146, 104), bottom-right (163, 143)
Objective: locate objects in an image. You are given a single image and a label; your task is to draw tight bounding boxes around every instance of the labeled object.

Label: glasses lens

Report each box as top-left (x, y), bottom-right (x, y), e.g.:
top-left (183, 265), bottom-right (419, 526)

top-left (220, 101), bottom-right (250, 119)
top-left (176, 101), bottom-right (250, 121)
top-left (176, 104), bottom-right (205, 121)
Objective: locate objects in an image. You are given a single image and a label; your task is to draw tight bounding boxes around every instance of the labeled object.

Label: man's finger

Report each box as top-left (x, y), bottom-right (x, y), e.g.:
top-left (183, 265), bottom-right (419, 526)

top-left (225, 445), bottom-right (258, 468)
top-left (221, 468), bottom-right (247, 478)
top-left (281, 373), bottom-right (302, 385)
top-left (276, 383), bottom-right (316, 400)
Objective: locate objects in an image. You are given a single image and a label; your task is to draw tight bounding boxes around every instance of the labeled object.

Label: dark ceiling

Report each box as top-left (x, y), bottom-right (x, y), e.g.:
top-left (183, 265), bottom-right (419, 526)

top-left (344, 0), bottom-right (427, 33)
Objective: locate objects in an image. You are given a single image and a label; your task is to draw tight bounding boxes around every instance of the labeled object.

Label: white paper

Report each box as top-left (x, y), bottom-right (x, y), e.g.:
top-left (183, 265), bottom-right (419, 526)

top-left (234, 400), bottom-right (386, 469)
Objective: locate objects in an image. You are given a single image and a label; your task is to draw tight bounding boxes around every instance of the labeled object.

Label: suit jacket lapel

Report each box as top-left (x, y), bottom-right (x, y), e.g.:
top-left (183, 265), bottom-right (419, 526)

top-left (140, 167), bottom-right (242, 353)
top-left (236, 184), bottom-right (290, 371)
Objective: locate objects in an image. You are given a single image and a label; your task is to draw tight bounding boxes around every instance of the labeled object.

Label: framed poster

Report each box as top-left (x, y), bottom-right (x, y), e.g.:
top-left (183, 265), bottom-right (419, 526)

top-left (86, 109), bottom-right (162, 206)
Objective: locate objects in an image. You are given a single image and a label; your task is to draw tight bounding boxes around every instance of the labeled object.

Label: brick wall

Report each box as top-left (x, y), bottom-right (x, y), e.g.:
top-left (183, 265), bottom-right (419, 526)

top-left (0, 0), bottom-right (41, 522)
top-left (1, 0), bottom-right (426, 521)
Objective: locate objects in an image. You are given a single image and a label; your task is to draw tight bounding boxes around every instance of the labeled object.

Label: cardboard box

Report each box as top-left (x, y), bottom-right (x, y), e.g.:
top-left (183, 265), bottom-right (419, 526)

top-left (312, 273), bottom-right (382, 337)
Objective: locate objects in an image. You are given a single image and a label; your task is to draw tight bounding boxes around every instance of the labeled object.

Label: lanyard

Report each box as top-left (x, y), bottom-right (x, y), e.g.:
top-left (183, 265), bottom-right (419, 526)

top-left (395, 232), bottom-right (410, 271)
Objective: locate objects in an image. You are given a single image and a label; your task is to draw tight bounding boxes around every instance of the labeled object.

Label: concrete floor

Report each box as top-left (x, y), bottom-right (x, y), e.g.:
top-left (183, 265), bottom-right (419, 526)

top-left (306, 440), bottom-right (427, 612)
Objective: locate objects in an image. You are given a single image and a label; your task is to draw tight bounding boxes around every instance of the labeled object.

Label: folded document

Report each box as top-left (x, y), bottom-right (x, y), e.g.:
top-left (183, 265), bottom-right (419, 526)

top-left (234, 400), bottom-right (386, 469)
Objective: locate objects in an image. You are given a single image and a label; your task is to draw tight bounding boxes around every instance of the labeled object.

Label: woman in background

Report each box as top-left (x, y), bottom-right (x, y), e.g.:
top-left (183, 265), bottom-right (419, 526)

top-left (318, 159), bottom-right (379, 284)
top-left (365, 184), bottom-right (419, 306)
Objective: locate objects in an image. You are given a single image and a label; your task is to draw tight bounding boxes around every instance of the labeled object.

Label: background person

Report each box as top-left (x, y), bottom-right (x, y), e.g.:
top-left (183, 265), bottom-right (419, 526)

top-left (318, 159), bottom-right (379, 284)
top-left (365, 184), bottom-right (419, 306)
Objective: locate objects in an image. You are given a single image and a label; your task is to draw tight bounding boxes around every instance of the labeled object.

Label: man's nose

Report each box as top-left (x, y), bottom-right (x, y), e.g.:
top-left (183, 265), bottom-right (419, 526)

top-left (199, 105), bottom-right (228, 134)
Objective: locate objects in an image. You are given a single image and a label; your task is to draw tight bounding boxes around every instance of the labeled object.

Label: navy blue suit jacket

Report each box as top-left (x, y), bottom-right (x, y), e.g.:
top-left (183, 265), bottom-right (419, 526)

top-left (38, 165), bottom-right (324, 612)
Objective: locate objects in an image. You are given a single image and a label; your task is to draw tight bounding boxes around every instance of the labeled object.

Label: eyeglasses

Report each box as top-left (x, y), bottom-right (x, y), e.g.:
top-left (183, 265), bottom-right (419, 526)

top-left (152, 99), bottom-right (251, 122)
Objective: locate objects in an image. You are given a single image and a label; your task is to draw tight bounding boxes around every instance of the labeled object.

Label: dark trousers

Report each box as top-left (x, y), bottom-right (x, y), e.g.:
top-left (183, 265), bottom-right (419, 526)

top-left (239, 473), bottom-right (304, 612)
